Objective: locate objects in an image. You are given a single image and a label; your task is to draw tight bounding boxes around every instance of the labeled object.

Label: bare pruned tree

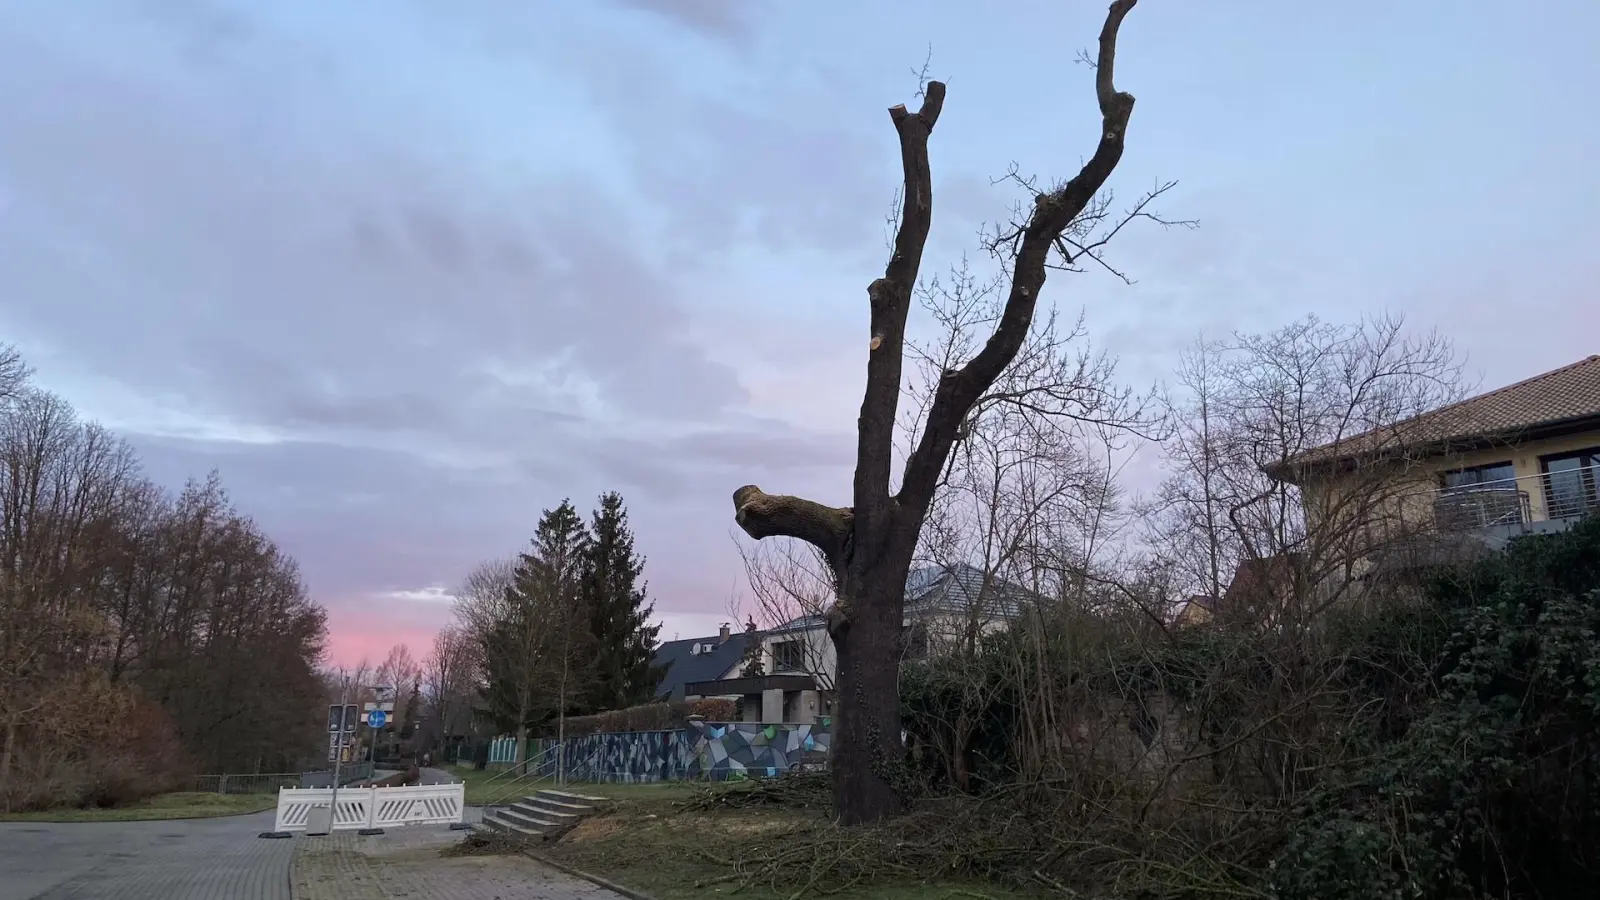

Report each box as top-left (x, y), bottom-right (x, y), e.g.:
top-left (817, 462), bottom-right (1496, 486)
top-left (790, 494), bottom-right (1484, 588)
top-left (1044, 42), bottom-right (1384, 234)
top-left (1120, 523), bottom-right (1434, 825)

top-left (729, 1), bottom-right (1168, 823)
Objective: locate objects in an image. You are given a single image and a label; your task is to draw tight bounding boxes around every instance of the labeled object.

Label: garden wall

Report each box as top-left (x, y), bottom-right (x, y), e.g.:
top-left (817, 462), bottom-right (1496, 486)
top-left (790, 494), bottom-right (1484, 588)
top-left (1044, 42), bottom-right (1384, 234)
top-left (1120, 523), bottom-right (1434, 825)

top-left (521, 719), bottom-right (831, 783)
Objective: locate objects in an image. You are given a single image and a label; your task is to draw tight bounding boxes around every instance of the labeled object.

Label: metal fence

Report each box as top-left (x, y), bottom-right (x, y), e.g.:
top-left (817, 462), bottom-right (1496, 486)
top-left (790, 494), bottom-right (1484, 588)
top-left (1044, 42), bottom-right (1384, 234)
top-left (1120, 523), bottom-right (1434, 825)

top-left (188, 762), bottom-right (374, 794)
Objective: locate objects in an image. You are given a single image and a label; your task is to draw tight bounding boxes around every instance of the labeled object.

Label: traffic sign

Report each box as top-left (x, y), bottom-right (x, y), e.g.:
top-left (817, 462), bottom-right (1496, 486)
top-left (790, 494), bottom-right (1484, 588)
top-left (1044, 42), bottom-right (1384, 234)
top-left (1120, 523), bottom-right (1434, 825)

top-left (329, 704), bottom-right (360, 732)
top-left (367, 708), bottom-right (388, 729)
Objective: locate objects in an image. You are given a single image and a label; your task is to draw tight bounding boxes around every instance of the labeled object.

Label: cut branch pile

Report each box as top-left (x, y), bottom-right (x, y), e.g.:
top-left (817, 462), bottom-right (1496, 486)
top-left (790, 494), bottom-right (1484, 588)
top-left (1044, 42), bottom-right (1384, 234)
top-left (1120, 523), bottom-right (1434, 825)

top-left (679, 772), bottom-right (831, 812)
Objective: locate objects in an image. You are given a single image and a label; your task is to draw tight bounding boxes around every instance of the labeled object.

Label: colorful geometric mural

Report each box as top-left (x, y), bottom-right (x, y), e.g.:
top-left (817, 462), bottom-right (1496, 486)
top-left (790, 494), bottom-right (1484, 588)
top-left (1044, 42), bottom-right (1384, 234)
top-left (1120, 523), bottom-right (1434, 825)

top-left (516, 720), bottom-right (832, 784)
top-left (529, 729), bottom-right (692, 783)
top-left (683, 720), bottom-right (832, 781)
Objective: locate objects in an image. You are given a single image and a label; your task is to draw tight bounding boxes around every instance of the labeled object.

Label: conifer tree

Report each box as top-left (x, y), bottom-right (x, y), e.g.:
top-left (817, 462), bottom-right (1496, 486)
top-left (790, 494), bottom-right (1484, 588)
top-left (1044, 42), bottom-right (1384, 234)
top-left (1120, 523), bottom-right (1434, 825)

top-left (479, 500), bottom-right (594, 758)
top-left (581, 492), bottom-right (664, 710)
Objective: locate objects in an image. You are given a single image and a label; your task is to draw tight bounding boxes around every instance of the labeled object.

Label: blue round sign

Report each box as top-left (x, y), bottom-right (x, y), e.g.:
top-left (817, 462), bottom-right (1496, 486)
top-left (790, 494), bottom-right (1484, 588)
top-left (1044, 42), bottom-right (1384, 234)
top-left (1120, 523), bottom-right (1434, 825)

top-left (367, 709), bottom-right (388, 729)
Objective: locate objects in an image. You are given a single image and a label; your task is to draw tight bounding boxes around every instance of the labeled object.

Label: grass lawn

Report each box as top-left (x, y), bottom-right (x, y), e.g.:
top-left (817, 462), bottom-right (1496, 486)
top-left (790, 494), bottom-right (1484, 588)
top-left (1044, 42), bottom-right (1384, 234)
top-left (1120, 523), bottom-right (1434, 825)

top-left (535, 782), bottom-right (1042, 900)
top-left (0, 791), bottom-right (275, 823)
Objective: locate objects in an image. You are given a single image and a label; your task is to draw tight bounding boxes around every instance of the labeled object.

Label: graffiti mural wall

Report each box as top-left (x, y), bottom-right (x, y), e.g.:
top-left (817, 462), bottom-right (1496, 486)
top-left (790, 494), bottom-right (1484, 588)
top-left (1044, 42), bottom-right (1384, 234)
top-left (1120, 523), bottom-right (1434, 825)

top-left (684, 720), bottom-right (830, 781)
top-left (520, 720), bottom-right (832, 783)
top-left (530, 729), bottom-right (692, 783)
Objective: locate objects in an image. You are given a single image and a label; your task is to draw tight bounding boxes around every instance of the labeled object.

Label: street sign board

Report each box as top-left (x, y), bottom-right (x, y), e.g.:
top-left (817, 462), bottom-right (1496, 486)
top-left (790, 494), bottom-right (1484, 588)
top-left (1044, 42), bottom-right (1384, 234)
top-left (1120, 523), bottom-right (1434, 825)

top-left (367, 708), bottom-right (388, 729)
top-left (329, 704), bottom-right (360, 732)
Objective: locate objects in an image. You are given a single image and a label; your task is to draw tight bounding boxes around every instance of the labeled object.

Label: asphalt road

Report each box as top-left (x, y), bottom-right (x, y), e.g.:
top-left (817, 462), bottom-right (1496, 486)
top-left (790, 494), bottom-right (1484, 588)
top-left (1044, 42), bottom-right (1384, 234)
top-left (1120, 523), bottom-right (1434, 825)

top-left (0, 810), bottom-right (292, 900)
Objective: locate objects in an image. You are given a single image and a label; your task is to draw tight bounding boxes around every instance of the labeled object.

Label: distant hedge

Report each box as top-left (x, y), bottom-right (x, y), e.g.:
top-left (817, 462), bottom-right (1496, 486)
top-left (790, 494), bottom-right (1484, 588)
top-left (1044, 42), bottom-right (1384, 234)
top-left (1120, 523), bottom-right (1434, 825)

top-left (546, 698), bottom-right (738, 738)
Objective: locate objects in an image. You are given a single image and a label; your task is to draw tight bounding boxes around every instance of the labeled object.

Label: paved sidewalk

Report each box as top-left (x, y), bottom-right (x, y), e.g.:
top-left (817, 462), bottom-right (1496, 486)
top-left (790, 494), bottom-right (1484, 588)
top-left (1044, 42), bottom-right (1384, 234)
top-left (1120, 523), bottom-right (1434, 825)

top-left (291, 826), bottom-right (625, 900)
top-left (0, 811), bottom-right (292, 900)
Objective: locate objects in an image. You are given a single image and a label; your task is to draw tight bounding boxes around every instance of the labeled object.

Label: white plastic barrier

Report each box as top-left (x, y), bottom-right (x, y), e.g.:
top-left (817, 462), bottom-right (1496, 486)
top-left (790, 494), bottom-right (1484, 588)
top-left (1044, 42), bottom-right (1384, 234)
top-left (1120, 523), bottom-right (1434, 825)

top-left (273, 782), bottom-right (465, 833)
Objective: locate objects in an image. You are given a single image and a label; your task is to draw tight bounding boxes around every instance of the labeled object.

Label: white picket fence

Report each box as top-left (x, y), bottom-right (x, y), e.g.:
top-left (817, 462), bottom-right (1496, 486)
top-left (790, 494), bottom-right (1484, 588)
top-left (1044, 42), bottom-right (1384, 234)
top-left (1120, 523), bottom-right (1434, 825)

top-left (272, 782), bottom-right (465, 833)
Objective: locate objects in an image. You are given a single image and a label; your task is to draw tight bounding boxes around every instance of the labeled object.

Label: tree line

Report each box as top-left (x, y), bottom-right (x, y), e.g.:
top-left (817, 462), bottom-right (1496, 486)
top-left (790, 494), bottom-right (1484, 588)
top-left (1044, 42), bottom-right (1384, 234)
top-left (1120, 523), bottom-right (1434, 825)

top-left (445, 492), bottom-right (663, 761)
top-left (0, 346), bottom-right (327, 811)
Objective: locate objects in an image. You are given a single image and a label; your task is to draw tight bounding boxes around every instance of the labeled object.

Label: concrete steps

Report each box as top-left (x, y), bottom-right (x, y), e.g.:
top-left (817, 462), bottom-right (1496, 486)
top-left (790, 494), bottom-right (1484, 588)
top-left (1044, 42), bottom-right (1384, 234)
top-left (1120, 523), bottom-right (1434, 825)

top-left (479, 788), bottom-right (610, 840)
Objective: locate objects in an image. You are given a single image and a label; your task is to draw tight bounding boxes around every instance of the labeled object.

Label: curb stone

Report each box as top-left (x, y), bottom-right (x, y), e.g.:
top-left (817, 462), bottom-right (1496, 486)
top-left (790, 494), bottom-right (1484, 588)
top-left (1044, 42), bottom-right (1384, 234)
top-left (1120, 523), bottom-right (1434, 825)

top-left (523, 849), bottom-right (661, 900)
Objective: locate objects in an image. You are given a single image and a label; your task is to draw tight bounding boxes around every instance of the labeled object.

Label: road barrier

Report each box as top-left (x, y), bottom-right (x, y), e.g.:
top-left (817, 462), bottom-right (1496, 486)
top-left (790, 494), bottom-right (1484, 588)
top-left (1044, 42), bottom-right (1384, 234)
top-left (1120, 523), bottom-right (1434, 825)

top-left (272, 782), bottom-right (465, 833)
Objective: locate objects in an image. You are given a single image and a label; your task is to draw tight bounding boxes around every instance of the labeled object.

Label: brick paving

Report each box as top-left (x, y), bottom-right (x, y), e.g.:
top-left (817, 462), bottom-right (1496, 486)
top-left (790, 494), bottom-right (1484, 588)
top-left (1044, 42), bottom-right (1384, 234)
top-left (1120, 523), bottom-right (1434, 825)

top-left (0, 811), bottom-right (292, 900)
top-left (291, 826), bottom-right (627, 900)
top-left (0, 773), bottom-right (615, 900)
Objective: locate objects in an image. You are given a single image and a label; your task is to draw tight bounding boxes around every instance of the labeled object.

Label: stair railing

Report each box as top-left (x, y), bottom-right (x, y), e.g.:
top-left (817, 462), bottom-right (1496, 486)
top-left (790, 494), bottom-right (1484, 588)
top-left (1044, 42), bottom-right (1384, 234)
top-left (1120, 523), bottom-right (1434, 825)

top-left (483, 742), bottom-right (562, 812)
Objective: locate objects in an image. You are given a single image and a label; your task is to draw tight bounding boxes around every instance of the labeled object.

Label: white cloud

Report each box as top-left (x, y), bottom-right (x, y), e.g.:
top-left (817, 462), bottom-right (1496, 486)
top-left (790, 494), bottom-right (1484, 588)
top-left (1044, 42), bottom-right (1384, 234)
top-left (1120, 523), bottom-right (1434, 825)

top-left (374, 586), bottom-right (455, 604)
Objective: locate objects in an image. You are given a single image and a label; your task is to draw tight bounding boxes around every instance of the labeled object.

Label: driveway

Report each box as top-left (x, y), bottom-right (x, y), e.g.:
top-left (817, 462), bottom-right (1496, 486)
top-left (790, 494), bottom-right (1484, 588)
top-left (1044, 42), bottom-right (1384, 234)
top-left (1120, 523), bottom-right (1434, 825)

top-left (0, 810), bottom-right (292, 900)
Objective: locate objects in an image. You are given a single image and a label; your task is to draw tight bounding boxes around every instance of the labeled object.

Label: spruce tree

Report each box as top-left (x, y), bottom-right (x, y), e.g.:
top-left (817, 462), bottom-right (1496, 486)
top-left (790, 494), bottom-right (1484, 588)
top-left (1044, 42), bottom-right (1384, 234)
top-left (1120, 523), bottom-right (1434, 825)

top-left (479, 500), bottom-right (594, 757)
top-left (581, 492), bottom-right (664, 710)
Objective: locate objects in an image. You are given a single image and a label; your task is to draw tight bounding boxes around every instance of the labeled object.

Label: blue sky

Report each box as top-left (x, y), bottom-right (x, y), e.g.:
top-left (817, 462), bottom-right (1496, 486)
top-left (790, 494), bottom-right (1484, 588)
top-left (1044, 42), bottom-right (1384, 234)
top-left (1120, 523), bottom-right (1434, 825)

top-left (2, 0), bottom-right (1596, 662)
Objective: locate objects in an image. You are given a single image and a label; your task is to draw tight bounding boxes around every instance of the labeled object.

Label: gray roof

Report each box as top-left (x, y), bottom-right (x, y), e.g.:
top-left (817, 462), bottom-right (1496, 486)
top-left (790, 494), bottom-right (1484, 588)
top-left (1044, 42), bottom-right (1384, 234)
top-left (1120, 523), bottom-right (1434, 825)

top-left (907, 563), bottom-right (1033, 618)
top-left (772, 563), bottom-right (1034, 631)
top-left (652, 632), bottom-right (754, 700)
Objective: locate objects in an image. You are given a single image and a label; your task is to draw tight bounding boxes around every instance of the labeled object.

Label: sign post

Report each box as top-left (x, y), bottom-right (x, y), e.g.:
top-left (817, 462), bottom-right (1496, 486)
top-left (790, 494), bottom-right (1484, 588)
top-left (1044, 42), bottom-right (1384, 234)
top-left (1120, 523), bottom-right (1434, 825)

top-left (325, 686), bottom-right (359, 830)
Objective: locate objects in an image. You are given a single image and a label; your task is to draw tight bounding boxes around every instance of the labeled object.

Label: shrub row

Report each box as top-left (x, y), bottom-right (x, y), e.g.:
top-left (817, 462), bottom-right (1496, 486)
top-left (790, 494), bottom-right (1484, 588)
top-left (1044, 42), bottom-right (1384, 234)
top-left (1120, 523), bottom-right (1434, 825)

top-left (542, 698), bottom-right (737, 738)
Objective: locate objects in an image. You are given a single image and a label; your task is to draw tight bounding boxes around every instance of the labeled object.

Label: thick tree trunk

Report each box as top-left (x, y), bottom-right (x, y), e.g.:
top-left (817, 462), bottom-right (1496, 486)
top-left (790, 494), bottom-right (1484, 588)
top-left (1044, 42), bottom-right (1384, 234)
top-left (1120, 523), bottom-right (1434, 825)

top-left (829, 564), bottom-right (911, 822)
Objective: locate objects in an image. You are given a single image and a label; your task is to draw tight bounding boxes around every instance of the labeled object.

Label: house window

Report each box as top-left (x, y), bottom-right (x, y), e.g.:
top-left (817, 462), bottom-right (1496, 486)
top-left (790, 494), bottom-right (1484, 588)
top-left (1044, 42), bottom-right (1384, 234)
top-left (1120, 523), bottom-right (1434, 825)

top-left (1440, 461), bottom-right (1516, 490)
top-left (1540, 448), bottom-right (1600, 520)
top-left (771, 640), bottom-right (804, 673)
top-left (1436, 461), bottom-right (1523, 528)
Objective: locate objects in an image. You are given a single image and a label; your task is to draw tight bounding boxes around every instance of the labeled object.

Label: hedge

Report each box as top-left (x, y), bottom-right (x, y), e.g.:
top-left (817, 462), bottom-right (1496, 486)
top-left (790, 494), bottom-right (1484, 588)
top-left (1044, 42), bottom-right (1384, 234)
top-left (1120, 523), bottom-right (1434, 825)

top-left (545, 698), bottom-right (738, 738)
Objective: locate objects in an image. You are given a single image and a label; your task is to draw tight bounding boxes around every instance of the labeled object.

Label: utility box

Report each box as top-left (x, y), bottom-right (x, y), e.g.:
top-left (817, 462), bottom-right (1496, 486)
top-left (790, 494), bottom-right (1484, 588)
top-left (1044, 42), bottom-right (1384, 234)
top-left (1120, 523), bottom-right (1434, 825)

top-left (305, 804), bottom-right (333, 836)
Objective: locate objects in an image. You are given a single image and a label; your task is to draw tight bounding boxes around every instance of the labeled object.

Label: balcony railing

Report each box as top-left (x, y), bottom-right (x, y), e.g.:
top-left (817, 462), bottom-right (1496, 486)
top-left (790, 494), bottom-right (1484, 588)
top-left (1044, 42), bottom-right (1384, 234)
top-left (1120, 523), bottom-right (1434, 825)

top-left (1429, 466), bottom-right (1600, 532)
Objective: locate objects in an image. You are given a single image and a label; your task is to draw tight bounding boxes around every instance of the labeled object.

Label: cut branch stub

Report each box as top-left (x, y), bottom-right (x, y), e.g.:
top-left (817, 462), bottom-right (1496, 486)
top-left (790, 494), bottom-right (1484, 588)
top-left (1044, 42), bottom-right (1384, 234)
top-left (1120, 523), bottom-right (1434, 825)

top-left (733, 485), bottom-right (854, 567)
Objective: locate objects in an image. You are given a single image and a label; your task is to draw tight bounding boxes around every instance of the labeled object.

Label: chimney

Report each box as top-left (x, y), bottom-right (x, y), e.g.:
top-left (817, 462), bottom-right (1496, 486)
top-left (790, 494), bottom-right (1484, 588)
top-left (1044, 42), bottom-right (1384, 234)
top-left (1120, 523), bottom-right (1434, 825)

top-left (718, 622), bottom-right (731, 643)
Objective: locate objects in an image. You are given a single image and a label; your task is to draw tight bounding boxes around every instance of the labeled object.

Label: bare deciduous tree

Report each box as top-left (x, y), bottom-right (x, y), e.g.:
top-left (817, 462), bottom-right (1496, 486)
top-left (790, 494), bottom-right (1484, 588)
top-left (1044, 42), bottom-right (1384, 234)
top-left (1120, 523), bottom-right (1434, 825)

top-left (420, 625), bottom-right (474, 753)
top-left (735, 540), bottom-right (838, 692)
top-left (0, 345), bottom-right (327, 809)
top-left (730, 1), bottom-right (1161, 823)
top-left (1143, 314), bottom-right (1467, 628)
top-left (451, 556), bottom-right (517, 649)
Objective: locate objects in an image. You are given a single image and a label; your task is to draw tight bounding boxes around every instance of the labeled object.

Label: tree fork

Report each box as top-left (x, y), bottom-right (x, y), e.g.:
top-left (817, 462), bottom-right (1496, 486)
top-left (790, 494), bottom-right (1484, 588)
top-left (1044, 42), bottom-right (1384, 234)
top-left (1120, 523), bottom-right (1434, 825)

top-left (730, 0), bottom-right (1142, 826)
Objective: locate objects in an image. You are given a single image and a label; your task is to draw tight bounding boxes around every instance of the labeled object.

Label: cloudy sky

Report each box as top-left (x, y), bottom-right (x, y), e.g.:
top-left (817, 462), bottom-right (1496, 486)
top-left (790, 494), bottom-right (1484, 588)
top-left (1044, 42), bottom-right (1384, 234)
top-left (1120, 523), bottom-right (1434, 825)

top-left (2, 0), bottom-right (1596, 665)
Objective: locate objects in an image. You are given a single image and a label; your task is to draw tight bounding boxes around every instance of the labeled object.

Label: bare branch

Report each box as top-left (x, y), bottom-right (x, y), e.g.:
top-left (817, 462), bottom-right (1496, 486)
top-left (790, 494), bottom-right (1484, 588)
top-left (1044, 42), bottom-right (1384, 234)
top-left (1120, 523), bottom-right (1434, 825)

top-left (899, 0), bottom-right (1141, 516)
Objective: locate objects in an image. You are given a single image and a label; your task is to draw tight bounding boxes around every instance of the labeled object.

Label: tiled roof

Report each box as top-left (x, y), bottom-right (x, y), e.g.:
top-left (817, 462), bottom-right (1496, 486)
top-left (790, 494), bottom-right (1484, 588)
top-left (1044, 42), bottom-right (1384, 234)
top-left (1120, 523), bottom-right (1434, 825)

top-left (1280, 355), bottom-right (1600, 474)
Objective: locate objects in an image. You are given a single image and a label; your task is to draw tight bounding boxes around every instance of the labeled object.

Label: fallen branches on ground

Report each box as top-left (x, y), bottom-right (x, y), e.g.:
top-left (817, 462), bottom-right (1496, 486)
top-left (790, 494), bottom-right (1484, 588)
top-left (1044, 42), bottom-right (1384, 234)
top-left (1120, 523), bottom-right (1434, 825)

top-left (442, 829), bottom-right (536, 857)
top-left (679, 773), bottom-right (832, 812)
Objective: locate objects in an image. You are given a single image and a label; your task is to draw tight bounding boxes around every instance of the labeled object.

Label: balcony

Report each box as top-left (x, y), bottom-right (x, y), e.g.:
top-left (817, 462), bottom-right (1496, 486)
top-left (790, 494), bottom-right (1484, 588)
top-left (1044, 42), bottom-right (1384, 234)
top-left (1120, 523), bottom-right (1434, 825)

top-left (1427, 466), bottom-right (1599, 543)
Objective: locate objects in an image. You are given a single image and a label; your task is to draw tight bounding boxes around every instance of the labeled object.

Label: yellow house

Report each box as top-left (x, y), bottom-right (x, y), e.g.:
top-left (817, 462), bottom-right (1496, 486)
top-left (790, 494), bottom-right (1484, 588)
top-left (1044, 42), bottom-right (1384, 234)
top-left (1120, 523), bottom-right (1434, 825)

top-left (1273, 354), bottom-right (1600, 559)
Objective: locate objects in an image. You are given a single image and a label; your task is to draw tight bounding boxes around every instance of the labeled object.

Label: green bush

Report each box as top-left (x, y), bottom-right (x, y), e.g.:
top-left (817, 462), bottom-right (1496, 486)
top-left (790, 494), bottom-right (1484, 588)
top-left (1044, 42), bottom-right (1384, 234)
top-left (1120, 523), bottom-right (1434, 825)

top-left (1271, 515), bottom-right (1600, 900)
